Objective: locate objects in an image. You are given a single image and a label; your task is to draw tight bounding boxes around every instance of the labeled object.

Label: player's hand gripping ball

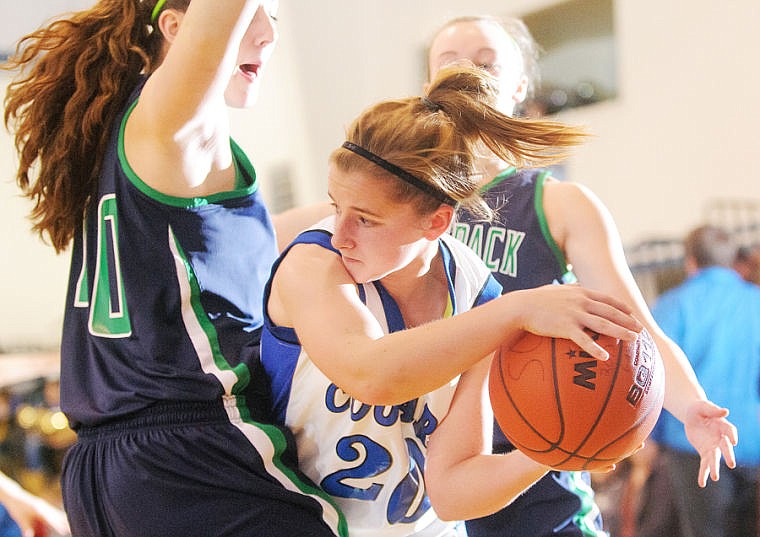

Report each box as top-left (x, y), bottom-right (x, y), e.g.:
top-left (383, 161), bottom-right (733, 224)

top-left (489, 328), bottom-right (664, 471)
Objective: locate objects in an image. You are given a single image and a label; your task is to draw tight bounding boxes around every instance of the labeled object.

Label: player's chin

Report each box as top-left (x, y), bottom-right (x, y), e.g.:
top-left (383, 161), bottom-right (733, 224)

top-left (224, 79), bottom-right (262, 109)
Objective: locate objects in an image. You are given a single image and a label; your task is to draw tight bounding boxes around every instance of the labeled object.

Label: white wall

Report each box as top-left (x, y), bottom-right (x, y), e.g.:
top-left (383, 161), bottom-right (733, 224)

top-left (560, 0), bottom-right (760, 241)
top-left (1, 0), bottom-right (759, 349)
top-left (0, 93), bottom-right (70, 350)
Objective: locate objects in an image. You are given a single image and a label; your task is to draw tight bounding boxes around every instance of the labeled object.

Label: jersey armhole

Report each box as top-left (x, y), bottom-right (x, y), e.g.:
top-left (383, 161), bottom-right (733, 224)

top-left (534, 172), bottom-right (578, 284)
top-left (118, 99), bottom-right (258, 207)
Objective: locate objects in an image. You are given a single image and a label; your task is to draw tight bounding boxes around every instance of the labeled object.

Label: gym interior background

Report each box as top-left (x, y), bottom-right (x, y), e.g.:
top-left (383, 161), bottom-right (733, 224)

top-left (0, 0), bottom-right (758, 534)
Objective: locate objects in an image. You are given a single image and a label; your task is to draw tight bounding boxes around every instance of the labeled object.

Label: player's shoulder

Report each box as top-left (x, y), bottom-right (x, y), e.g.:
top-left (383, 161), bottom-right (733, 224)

top-left (542, 179), bottom-right (612, 230)
top-left (276, 217), bottom-right (344, 282)
top-left (542, 178), bottom-right (594, 202)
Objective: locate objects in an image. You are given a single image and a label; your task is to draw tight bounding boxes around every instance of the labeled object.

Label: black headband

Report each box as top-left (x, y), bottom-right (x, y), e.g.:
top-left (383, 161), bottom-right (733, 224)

top-left (341, 142), bottom-right (457, 206)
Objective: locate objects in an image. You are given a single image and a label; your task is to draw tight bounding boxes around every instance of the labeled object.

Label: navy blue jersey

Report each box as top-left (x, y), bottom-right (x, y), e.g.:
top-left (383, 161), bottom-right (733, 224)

top-left (452, 167), bottom-right (575, 293)
top-left (456, 169), bottom-right (607, 537)
top-left (59, 80), bottom-right (346, 537)
top-left (60, 80), bottom-right (278, 428)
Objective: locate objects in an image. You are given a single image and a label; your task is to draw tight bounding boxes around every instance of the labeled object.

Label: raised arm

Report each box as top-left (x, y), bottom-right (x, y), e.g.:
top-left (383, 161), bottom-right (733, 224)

top-left (544, 180), bottom-right (738, 485)
top-left (126, 0), bottom-right (268, 196)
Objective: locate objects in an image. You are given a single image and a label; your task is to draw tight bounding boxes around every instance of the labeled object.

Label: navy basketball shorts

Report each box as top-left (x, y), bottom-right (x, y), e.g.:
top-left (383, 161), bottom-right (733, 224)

top-left (61, 400), bottom-right (343, 537)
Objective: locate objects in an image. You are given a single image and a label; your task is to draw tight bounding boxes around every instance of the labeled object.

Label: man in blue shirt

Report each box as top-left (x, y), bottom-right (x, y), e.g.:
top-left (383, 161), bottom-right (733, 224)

top-left (652, 225), bottom-right (760, 537)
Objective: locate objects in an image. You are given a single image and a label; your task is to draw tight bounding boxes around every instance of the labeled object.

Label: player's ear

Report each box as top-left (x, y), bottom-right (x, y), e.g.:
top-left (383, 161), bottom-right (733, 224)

top-left (512, 74), bottom-right (529, 105)
top-left (156, 9), bottom-right (184, 44)
top-left (423, 204), bottom-right (454, 240)
top-left (685, 255), bottom-right (699, 275)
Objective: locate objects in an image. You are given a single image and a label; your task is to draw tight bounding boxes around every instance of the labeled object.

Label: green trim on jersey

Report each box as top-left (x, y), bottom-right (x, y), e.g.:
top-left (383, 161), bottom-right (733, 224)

top-left (569, 472), bottom-right (607, 537)
top-left (169, 229), bottom-right (349, 535)
top-left (74, 224), bottom-right (89, 307)
top-left (480, 166), bottom-right (517, 193)
top-left (117, 99), bottom-right (258, 207)
top-left (235, 401), bottom-right (350, 537)
top-left (534, 172), bottom-right (578, 284)
top-left (170, 227), bottom-right (250, 393)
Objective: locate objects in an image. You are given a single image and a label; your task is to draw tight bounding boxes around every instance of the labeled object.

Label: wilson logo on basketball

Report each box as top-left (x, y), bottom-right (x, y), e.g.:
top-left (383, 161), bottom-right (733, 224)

top-left (563, 349), bottom-right (600, 390)
top-left (573, 357), bottom-right (597, 390)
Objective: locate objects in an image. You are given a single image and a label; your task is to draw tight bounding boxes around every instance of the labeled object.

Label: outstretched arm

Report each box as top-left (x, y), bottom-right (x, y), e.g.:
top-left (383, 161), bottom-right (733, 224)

top-left (127, 0), bottom-right (267, 197)
top-left (0, 472), bottom-right (70, 537)
top-left (544, 180), bottom-right (737, 486)
top-left (269, 242), bottom-right (641, 406)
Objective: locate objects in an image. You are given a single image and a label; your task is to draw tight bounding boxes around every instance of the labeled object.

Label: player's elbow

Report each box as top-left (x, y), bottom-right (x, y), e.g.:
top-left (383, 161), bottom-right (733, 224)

top-left (340, 378), bottom-right (409, 406)
top-left (426, 485), bottom-right (468, 521)
top-left (335, 366), bottom-right (417, 406)
top-left (424, 470), bottom-right (466, 521)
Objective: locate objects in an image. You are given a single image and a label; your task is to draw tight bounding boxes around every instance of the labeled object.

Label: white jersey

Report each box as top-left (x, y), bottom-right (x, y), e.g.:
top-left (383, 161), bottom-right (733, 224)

top-left (261, 217), bottom-right (502, 537)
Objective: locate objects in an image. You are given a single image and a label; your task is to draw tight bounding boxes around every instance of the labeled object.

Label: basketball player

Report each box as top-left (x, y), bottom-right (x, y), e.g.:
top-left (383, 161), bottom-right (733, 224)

top-left (4, 1), bottom-right (345, 536)
top-left (426, 15), bottom-right (739, 537)
top-left (261, 63), bottom-right (644, 536)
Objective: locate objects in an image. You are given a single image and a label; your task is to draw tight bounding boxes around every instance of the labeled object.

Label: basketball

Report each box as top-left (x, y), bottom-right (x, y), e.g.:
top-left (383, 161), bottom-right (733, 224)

top-left (489, 328), bottom-right (665, 471)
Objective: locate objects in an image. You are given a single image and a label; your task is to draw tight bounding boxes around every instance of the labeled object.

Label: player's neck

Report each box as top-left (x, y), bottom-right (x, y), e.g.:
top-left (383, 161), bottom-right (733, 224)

top-left (380, 247), bottom-right (448, 328)
top-left (478, 155), bottom-right (511, 186)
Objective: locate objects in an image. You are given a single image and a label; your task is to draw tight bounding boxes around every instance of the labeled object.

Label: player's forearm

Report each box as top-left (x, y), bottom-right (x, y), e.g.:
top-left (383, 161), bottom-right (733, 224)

top-left (654, 331), bottom-right (707, 422)
top-left (332, 296), bottom-right (527, 405)
top-left (426, 451), bottom-right (548, 521)
top-left (0, 471), bottom-right (23, 505)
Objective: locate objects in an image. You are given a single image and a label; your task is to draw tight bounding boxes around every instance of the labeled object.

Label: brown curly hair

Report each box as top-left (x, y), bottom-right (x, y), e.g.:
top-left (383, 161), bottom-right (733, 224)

top-left (3, 0), bottom-right (189, 252)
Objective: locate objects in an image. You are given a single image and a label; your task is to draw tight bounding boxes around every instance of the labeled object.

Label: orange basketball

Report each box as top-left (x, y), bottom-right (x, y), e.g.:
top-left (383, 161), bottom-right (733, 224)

top-left (489, 328), bottom-right (664, 471)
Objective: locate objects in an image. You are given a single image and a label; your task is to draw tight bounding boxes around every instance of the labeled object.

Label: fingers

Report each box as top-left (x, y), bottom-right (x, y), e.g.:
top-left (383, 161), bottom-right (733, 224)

top-left (519, 285), bottom-right (642, 356)
top-left (722, 421), bottom-right (739, 447)
top-left (697, 462), bottom-right (709, 488)
top-left (696, 452), bottom-right (718, 488)
top-left (19, 524), bottom-right (35, 537)
top-left (569, 330), bottom-right (610, 361)
top-left (590, 463), bottom-right (617, 473)
top-left (584, 299), bottom-right (643, 341)
top-left (719, 435), bottom-right (737, 469)
top-left (569, 315), bottom-right (641, 361)
top-left (579, 285), bottom-right (636, 315)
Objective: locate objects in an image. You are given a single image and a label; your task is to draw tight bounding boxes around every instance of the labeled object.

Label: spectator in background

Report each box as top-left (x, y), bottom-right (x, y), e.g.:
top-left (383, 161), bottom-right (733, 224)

top-left (652, 225), bottom-right (760, 537)
top-left (733, 245), bottom-right (760, 285)
top-left (0, 471), bottom-right (70, 537)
